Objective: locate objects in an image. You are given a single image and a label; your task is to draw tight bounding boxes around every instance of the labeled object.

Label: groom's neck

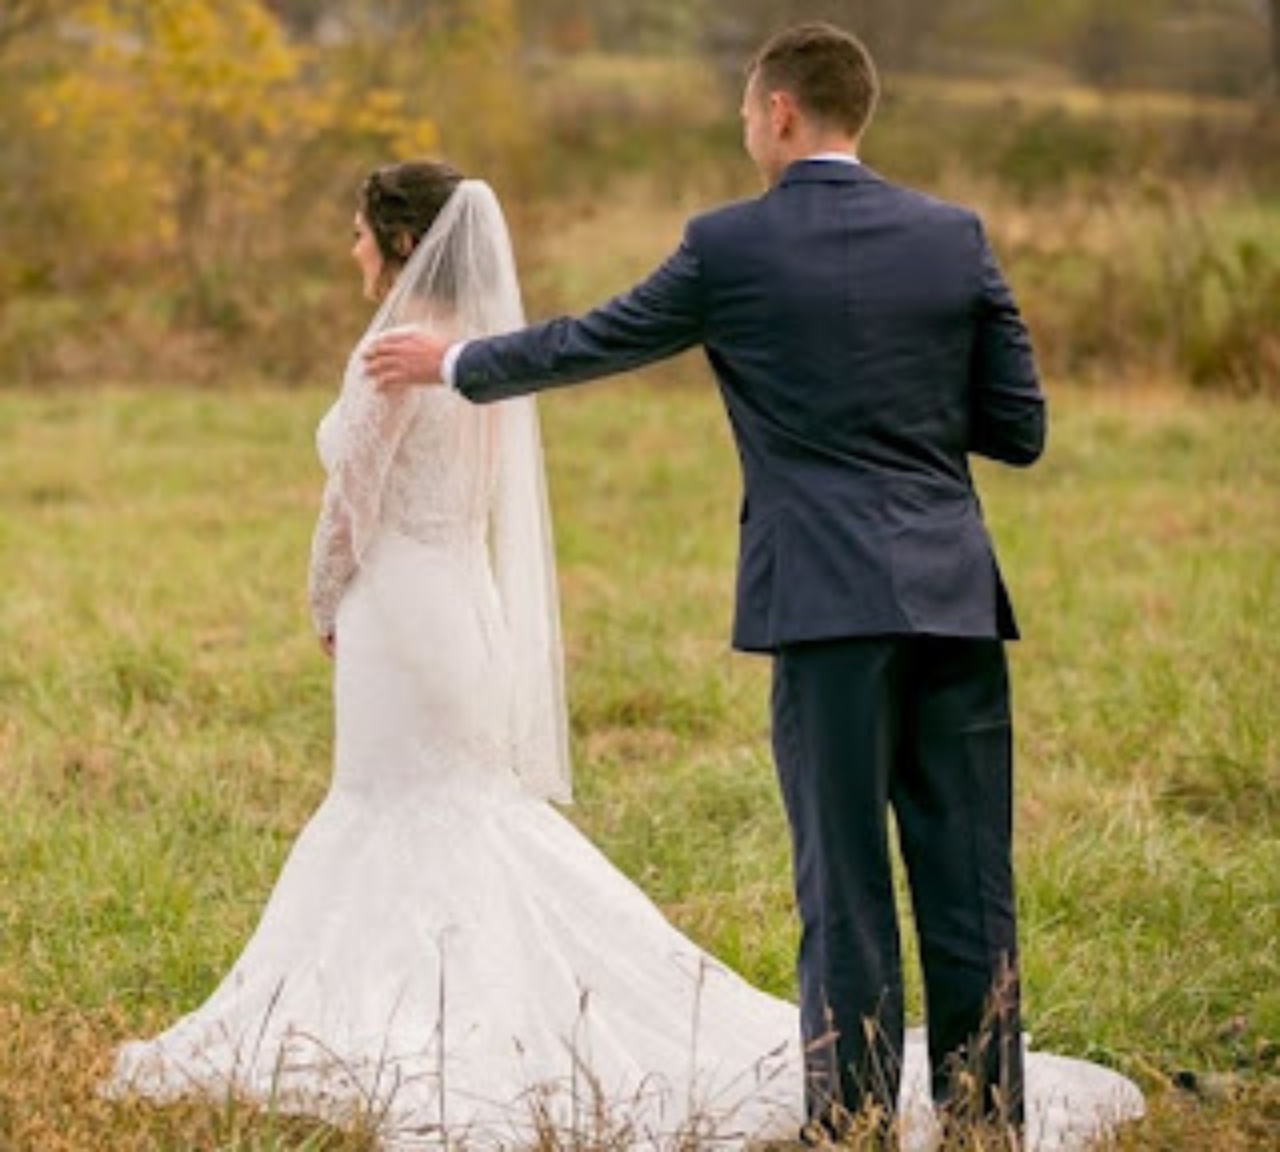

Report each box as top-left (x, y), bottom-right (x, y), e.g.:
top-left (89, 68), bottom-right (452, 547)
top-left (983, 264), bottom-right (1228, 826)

top-left (784, 125), bottom-right (860, 166)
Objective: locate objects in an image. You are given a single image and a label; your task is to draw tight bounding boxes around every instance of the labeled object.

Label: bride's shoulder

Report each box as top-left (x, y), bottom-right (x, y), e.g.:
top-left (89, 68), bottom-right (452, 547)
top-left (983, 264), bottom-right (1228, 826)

top-left (353, 320), bottom-right (430, 353)
top-left (378, 321), bottom-right (432, 338)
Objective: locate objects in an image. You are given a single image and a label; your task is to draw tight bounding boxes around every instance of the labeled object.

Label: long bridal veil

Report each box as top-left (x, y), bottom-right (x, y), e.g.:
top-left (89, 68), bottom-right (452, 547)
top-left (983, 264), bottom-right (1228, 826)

top-left (341, 178), bottom-right (571, 802)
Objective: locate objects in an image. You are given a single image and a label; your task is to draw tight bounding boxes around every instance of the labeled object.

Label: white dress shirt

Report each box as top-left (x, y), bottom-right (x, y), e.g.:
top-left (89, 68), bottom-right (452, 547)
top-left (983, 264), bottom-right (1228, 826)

top-left (441, 341), bottom-right (466, 388)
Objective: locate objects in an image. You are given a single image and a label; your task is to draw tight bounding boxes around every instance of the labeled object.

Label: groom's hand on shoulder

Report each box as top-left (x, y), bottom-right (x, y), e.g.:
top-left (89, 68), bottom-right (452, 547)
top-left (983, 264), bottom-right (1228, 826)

top-left (364, 330), bottom-right (450, 390)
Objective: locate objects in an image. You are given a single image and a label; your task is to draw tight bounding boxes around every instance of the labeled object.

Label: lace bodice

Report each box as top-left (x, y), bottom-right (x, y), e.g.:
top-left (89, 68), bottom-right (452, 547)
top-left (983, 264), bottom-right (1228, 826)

top-left (308, 352), bottom-right (497, 639)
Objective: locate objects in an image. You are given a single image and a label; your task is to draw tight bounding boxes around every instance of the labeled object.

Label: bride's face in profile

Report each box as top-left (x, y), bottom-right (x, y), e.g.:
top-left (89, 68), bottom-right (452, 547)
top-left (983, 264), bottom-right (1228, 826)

top-left (352, 212), bottom-right (385, 301)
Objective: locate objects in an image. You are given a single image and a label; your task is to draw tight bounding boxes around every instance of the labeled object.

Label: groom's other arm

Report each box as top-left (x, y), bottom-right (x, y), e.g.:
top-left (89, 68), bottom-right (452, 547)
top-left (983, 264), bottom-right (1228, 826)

top-left (967, 217), bottom-right (1045, 467)
top-left (454, 238), bottom-right (705, 404)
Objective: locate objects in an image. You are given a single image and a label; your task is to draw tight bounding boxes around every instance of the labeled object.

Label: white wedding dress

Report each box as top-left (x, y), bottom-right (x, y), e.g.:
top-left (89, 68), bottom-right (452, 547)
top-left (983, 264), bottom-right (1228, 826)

top-left (108, 183), bottom-right (1143, 1150)
top-left (110, 379), bottom-right (806, 1148)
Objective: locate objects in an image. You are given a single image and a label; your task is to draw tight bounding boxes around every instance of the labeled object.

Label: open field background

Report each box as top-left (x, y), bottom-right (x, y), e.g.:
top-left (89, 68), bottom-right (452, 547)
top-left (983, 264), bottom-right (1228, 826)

top-left (1, 381), bottom-right (1277, 1149)
top-left (2, 1), bottom-right (1279, 1148)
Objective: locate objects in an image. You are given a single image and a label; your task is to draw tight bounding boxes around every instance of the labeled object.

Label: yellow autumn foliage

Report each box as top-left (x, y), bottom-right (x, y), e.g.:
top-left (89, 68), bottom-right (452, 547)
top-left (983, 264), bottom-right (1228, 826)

top-left (22, 0), bottom-right (443, 284)
top-left (0, 0), bottom-right (541, 376)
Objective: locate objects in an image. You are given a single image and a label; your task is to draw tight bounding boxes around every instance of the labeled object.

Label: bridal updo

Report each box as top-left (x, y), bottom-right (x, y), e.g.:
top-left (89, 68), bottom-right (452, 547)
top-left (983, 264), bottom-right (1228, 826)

top-left (358, 160), bottom-right (464, 298)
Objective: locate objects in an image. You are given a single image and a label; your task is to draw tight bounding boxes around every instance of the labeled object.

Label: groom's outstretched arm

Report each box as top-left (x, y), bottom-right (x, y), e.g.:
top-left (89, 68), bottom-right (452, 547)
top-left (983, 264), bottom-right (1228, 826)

top-left (455, 240), bottom-right (706, 403)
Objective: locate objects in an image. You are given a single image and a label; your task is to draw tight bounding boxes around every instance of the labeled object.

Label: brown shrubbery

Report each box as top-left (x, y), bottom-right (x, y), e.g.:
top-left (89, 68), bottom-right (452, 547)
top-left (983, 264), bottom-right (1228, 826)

top-left (0, 3), bottom-right (1275, 395)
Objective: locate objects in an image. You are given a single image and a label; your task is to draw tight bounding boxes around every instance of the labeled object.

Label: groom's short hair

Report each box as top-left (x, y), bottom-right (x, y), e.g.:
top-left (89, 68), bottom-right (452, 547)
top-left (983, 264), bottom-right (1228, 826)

top-left (749, 22), bottom-right (879, 139)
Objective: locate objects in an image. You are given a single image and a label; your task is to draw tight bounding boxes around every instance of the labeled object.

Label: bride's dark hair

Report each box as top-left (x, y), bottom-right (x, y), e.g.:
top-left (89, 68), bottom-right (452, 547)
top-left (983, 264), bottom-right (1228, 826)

top-left (359, 160), bottom-right (464, 297)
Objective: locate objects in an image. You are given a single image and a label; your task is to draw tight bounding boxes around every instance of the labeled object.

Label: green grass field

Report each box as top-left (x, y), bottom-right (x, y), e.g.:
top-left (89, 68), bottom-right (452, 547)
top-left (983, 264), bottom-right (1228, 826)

top-left (1, 378), bottom-right (1277, 1149)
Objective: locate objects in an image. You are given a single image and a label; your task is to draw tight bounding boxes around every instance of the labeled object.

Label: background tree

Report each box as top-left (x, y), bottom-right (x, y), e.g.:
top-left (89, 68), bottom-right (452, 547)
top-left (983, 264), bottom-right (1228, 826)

top-left (0, 0), bottom-right (60, 53)
top-left (1268, 0), bottom-right (1280, 92)
top-left (40, 0), bottom-right (312, 308)
top-left (4, 0), bottom-right (437, 322)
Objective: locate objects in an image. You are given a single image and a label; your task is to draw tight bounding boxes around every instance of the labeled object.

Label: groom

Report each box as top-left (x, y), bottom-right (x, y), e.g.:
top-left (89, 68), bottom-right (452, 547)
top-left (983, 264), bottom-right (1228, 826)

top-left (367, 21), bottom-right (1044, 1141)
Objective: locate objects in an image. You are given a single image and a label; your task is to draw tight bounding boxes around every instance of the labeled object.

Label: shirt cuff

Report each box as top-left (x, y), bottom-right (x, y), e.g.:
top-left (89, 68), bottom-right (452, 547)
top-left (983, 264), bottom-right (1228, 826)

top-left (442, 341), bottom-right (467, 389)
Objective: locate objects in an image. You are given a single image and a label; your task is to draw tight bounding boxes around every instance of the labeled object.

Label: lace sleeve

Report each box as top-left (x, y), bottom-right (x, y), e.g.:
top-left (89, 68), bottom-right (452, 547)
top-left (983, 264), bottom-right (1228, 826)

top-left (308, 374), bottom-right (421, 638)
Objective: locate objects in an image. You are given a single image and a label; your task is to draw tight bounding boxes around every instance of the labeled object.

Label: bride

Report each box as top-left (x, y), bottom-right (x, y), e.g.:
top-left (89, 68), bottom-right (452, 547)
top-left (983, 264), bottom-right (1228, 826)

top-left (109, 161), bottom-right (1143, 1150)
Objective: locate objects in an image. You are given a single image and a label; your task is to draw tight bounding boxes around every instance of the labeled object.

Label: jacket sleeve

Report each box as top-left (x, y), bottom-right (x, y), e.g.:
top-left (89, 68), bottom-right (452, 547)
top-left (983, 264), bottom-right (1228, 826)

top-left (968, 218), bottom-right (1046, 466)
top-left (455, 236), bottom-right (705, 403)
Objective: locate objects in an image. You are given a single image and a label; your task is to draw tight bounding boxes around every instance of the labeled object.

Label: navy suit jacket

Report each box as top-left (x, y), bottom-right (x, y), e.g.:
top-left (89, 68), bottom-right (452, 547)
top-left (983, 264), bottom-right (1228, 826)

top-left (456, 160), bottom-right (1045, 652)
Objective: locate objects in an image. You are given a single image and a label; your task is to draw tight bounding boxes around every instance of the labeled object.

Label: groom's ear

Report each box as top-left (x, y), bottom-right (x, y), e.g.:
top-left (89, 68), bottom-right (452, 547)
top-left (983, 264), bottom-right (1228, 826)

top-left (769, 89), bottom-right (800, 137)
